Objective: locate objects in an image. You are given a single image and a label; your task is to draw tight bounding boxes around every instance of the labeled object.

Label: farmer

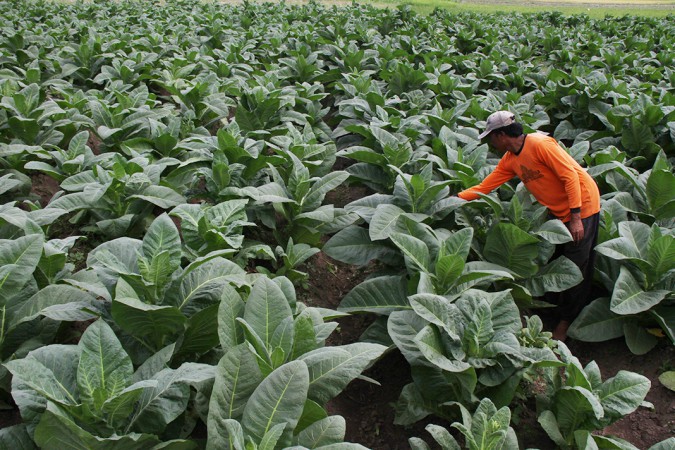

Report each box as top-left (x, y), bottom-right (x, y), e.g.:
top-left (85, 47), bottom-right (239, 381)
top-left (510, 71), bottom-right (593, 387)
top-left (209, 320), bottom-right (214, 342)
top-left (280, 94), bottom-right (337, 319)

top-left (456, 111), bottom-right (601, 342)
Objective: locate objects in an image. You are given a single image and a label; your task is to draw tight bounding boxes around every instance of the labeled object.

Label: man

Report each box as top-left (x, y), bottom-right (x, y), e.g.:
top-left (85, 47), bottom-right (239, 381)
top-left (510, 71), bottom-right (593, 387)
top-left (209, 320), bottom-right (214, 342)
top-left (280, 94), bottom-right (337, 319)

top-left (457, 111), bottom-right (601, 342)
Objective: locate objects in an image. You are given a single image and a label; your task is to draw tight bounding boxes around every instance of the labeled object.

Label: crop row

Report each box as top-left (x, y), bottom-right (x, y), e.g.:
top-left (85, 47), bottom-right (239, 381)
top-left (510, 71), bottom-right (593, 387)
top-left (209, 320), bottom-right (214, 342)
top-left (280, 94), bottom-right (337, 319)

top-left (0, 0), bottom-right (673, 449)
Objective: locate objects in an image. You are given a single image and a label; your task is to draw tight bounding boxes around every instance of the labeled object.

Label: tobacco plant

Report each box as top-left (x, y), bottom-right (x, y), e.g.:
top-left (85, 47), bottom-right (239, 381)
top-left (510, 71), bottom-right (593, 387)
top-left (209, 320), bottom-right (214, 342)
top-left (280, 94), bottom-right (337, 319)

top-left (47, 154), bottom-right (184, 237)
top-left (536, 343), bottom-right (651, 449)
top-left (207, 277), bottom-right (385, 449)
top-left (85, 213), bottom-right (249, 363)
top-left (4, 320), bottom-right (214, 449)
top-left (408, 399), bottom-right (519, 450)
top-left (569, 220), bottom-right (675, 353)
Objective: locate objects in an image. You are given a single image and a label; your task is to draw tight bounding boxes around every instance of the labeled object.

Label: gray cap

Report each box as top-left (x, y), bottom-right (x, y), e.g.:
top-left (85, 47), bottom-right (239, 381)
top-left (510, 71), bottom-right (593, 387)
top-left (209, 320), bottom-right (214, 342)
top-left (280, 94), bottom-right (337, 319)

top-left (478, 111), bottom-right (516, 139)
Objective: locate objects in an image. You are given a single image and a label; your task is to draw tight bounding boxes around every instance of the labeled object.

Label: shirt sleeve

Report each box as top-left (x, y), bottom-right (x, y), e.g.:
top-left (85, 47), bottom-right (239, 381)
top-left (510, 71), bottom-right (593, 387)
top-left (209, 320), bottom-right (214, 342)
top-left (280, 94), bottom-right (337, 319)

top-left (536, 139), bottom-right (583, 211)
top-left (457, 158), bottom-right (515, 201)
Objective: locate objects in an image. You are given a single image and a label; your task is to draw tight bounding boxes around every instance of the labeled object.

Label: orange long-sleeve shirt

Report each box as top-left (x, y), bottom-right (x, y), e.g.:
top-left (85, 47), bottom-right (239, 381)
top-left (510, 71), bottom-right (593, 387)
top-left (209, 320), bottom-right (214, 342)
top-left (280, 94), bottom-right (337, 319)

top-left (457, 133), bottom-right (600, 222)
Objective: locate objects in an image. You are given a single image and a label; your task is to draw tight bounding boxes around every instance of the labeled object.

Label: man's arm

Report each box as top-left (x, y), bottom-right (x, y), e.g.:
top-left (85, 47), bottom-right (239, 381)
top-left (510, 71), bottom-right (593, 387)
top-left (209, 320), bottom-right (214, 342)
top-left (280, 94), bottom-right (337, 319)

top-left (457, 161), bottom-right (515, 200)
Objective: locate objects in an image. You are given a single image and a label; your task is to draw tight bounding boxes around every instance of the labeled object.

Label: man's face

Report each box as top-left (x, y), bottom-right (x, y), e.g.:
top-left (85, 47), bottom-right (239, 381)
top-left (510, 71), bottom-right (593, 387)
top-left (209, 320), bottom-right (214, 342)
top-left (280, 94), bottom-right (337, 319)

top-left (487, 132), bottom-right (507, 154)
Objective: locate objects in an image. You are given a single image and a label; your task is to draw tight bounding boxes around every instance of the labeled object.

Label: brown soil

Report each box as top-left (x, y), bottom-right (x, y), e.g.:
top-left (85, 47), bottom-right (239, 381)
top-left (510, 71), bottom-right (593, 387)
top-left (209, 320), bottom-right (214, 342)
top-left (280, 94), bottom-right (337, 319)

top-left (30, 173), bottom-right (61, 207)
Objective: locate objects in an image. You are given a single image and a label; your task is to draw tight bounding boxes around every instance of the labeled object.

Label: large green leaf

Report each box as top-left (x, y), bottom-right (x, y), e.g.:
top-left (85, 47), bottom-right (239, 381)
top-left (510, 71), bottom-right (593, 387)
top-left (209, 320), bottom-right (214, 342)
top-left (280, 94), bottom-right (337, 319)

top-left (217, 419), bottom-right (246, 450)
top-left (34, 402), bottom-right (191, 450)
top-left (0, 174), bottom-right (24, 196)
top-left (170, 204), bottom-right (202, 250)
top-left (596, 221), bottom-right (650, 264)
top-left (142, 213), bottom-right (182, 273)
top-left (610, 266), bottom-right (669, 315)
top-left (461, 289), bottom-right (521, 335)
top-left (622, 117), bottom-right (653, 155)
top-left (218, 284), bottom-right (245, 350)
top-left (344, 193), bottom-right (394, 222)
top-left (133, 344), bottom-right (175, 383)
top-left (102, 380), bottom-right (158, 430)
top-left (8, 344), bottom-right (79, 430)
top-left (390, 232), bottom-right (430, 273)
top-left (87, 238), bottom-right (142, 279)
top-left (415, 325), bottom-right (471, 372)
top-left (174, 303), bottom-right (220, 359)
top-left (112, 297), bottom-right (187, 348)
top-left (623, 321), bottom-right (658, 356)
top-left (534, 219), bottom-right (574, 244)
top-left (304, 171), bottom-right (350, 209)
top-left (568, 298), bottom-right (626, 342)
top-left (45, 191), bottom-right (93, 212)
top-left (597, 370), bottom-right (650, 418)
top-left (270, 316), bottom-right (294, 367)
top-left (138, 250), bottom-right (174, 291)
top-left (649, 438), bottom-right (675, 450)
top-left (323, 225), bottom-right (400, 266)
top-left (460, 299), bottom-right (494, 356)
top-left (525, 256), bottom-right (583, 297)
top-left (338, 276), bottom-right (409, 314)
top-left (435, 254), bottom-right (465, 292)
top-left (452, 262), bottom-right (515, 293)
top-left (97, 215), bottom-right (135, 238)
top-left (592, 434), bottom-right (642, 450)
top-left (648, 232), bottom-right (675, 283)
top-left (241, 360), bottom-right (309, 444)
top-left (238, 319), bottom-right (273, 370)
top-left (0, 424), bottom-right (35, 450)
top-left (244, 277), bottom-right (293, 349)
top-left (646, 169), bottom-right (675, 220)
top-left (538, 410), bottom-right (566, 448)
top-left (554, 387), bottom-right (604, 433)
top-left (291, 312), bottom-right (320, 360)
top-left (78, 320), bottom-right (133, 414)
top-left (300, 343), bottom-right (386, 403)
top-left (128, 363), bottom-right (214, 435)
top-left (207, 199), bottom-right (249, 227)
top-left (0, 234), bottom-right (44, 303)
top-left (312, 443), bottom-right (370, 449)
top-left (4, 357), bottom-right (78, 407)
top-left (649, 437), bottom-right (675, 450)
top-left (0, 205), bottom-right (38, 235)
top-left (338, 146), bottom-right (388, 165)
top-left (207, 345), bottom-right (263, 450)
top-left (393, 382), bottom-right (434, 426)
top-left (483, 223), bottom-right (539, 278)
top-left (130, 185), bottom-right (185, 209)
top-left (424, 424), bottom-right (461, 450)
top-left (296, 398), bottom-right (328, 435)
top-left (369, 204), bottom-right (406, 241)
top-left (443, 227), bottom-right (474, 261)
top-left (258, 422), bottom-right (285, 450)
top-left (388, 311), bottom-right (428, 365)
top-left (295, 416), bottom-right (346, 448)
top-left (10, 284), bottom-right (96, 326)
top-left (165, 257), bottom-right (246, 316)
top-left (408, 293), bottom-right (461, 339)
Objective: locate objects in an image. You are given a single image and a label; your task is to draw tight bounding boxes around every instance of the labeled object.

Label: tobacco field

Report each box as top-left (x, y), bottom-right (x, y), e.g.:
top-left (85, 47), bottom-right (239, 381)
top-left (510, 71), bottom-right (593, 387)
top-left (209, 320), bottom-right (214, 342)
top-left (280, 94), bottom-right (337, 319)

top-left (0, 0), bottom-right (674, 448)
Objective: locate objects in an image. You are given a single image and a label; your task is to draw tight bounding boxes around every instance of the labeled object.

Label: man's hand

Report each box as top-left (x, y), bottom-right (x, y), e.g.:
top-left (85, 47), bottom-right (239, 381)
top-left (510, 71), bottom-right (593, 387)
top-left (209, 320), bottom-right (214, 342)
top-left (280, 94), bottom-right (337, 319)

top-left (568, 213), bottom-right (584, 244)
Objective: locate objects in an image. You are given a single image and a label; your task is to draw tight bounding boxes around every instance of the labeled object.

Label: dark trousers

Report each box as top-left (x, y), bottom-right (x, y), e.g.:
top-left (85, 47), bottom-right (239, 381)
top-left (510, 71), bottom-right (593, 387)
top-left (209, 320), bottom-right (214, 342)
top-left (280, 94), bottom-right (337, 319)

top-left (549, 213), bottom-right (600, 322)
